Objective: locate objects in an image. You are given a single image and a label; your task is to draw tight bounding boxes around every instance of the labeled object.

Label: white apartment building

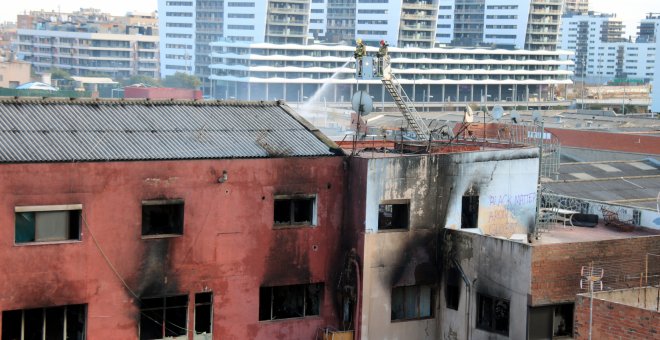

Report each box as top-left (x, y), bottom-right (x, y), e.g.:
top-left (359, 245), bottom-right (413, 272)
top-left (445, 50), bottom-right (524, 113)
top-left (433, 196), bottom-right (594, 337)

top-left (559, 12), bottom-right (656, 84)
top-left (158, 0), bottom-right (197, 77)
top-left (159, 0), bottom-right (565, 79)
top-left (16, 29), bottom-right (159, 78)
top-left (208, 41), bottom-right (572, 102)
top-left (650, 21), bottom-right (660, 113)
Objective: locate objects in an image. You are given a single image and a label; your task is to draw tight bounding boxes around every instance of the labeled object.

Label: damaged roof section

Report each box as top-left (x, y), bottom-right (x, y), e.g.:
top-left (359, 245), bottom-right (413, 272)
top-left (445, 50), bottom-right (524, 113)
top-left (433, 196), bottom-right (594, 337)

top-left (0, 98), bottom-right (342, 162)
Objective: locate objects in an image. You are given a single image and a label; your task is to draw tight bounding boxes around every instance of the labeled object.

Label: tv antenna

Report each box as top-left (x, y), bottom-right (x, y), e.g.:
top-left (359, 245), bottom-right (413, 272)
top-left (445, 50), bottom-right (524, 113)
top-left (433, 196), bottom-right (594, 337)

top-left (580, 262), bottom-right (604, 340)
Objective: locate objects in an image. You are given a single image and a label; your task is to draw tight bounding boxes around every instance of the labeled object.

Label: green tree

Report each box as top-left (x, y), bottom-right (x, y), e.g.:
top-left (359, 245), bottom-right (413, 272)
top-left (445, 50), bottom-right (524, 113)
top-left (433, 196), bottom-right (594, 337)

top-left (122, 75), bottom-right (161, 87)
top-left (50, 68), bottom-right (72, 80)
top-left (162, 72), bottom-right (201, 89)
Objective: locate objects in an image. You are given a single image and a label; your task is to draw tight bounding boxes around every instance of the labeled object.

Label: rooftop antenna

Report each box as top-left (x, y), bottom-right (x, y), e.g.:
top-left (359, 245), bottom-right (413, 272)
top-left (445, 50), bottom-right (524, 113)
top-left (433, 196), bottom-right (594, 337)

top-left (580, 263), bottom-right (604, 340)
top-left (491, 105), bottom-right (504, 122)
top-left (350, 90), bottom-right (373, 155)
top-left (510, 110), bottom-right (521, 124)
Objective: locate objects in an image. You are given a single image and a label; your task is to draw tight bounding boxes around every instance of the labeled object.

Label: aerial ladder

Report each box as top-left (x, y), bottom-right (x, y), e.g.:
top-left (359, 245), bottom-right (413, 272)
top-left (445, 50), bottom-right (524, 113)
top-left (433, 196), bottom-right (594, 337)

top-left (354, 50), bottom-right (430, 140)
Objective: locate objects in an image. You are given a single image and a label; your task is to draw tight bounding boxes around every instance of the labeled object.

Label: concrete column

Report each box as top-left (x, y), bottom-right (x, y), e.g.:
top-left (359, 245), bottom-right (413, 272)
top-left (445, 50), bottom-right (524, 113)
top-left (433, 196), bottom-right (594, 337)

top-left (442, 84), bottom-right (445, 102)
top-left (266, 83), bottom-right (269, 101)
top-left (470, 85), bottom-right (474, 102)
top-left (248, 83), bottom-right (251, 101)
top-left (498, 85), bottom-right (502, 102)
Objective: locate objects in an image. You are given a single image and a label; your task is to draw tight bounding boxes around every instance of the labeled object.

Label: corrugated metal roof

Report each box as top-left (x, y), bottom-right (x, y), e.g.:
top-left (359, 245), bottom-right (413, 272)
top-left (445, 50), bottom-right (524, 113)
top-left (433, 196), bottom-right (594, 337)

top-left (0, 98), bottom-right (342, 162)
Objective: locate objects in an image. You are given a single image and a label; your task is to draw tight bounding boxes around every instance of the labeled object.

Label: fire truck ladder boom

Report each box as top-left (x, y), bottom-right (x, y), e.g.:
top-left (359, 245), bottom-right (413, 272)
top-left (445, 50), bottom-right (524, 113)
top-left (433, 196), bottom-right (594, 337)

top-left (381, 72), bottom-right (430, 140)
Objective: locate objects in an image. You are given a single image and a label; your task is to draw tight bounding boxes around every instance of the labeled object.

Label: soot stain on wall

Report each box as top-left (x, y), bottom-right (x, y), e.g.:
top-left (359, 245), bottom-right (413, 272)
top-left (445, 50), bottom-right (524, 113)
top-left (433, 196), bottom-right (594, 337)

top-left (389, 231), bottom-right (442, 287)
top-left (262, 229), bottom-right (311, 286)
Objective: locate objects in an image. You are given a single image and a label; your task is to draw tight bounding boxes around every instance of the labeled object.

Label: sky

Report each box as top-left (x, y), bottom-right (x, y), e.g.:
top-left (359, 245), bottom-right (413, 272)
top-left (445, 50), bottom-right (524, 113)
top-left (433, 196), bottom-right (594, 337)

top-left (0, 0), bottom-right (658, 39)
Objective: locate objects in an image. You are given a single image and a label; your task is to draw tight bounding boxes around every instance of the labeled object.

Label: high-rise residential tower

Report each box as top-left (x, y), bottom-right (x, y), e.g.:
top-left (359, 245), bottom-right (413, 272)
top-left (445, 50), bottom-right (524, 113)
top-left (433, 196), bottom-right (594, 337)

top-left (160, 0), bottom-right (567, 93)
top-left (563, 0), bottom-right (588, 15)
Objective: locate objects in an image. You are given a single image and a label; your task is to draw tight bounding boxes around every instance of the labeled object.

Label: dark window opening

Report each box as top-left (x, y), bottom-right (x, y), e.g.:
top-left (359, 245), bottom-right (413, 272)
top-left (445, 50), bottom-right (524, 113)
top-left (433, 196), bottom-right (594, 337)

top-left (2, 304), bottom-right (87, 340)
top-left (15, 209), bottom-right (81, 244)
top-left (445, 266), bottom-right (460, 310)
top-left (195, 292), bottom-right (213, 334)
top-left (259, 283), bottom-right (323, 321)
top-left (391, 285), bottom-right (435, 321)
top-left (378, 202), bottom-right (409, 230)
top-left (476, 293), bottom-right (509, 335)
top-left (553, 304), bottom-right (573, 337)
top-left (142, 200), bottom-right (184, 236)
top-left (140, 295), bottom-right (188, 339)
top-left (273, 196), bottom-right (316, 226)
top-left (461, 196), bottom-right (479, 229)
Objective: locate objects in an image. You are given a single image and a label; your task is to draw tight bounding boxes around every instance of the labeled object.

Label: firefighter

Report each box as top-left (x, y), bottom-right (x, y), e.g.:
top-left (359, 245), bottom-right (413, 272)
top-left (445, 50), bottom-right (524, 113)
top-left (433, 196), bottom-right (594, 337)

top-left (376, 40), bottom-right (389, 76)
top-left (354, 38), bottom-right (366, 76)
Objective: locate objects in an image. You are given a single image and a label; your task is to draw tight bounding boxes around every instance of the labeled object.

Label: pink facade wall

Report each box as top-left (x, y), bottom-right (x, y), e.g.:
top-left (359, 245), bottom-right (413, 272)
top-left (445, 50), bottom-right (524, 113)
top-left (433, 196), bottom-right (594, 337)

top-left (0, 157), bottom-right (346, 339)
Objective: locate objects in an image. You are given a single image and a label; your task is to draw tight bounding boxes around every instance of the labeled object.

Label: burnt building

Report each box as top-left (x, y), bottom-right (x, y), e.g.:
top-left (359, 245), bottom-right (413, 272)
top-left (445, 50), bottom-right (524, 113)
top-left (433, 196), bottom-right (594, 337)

top-left (0, 98), bottom-right (347, 339)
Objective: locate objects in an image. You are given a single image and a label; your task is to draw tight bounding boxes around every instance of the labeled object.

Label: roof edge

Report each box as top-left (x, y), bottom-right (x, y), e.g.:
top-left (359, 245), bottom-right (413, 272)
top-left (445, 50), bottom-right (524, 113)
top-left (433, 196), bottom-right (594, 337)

top-left (278, 101), bottom-right (345, 156)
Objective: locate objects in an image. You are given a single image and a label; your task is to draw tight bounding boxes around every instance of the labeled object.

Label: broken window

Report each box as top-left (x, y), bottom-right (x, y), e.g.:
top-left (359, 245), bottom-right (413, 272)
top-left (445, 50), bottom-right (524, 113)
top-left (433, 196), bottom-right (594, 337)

top-left (2, 304), bottom-right (86, 340)
top-left (259, 283), bottom-right (323, 321)
top-left (552, 304), bottom-right (573, 337)
top-left (378, 201), bottom-right (409, 230)
top-left (445, 266), bottom-right (460, 310)
top-left (476, 293), bottom-right (509, 335)
top-left (142, 199), bottom-right (184, 237)
top-left (391, 285), bottom-right (435, 321)
top-left (194, 292), bottom-right (213, 335)
top-left (461, 195), bottom-right (479, 229)
top-left (14, 205), bottom-right (82, 244)
top-left (273, 195), bottom-right (316, 226)
top-left (528, 303), bottom-right (574, 339)
top-left (140, 295), bottom-right (188, 340)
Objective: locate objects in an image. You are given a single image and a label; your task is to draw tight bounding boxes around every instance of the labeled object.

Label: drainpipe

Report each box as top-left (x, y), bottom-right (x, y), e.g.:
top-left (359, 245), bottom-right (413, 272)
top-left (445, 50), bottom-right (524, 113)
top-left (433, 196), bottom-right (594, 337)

top-left (351, 258), bottom-right (361, 340)
top-left (453, 259), bottom-right (474, 340)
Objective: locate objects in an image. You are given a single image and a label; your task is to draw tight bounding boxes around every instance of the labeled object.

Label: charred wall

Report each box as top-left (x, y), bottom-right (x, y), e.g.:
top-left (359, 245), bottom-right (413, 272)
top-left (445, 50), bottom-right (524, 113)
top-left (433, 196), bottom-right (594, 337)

top-left (0, 156), bottom-right (346, 339)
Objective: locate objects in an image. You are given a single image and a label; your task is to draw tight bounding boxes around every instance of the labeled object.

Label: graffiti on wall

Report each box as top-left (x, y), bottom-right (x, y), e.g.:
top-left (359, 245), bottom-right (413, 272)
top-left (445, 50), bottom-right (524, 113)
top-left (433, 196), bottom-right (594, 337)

top-left (488, 192), bottom-right (536, 207)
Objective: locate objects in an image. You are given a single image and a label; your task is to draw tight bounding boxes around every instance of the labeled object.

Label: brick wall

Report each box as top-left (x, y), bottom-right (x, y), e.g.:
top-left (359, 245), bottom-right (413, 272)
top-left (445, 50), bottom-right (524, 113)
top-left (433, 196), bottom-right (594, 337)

top-left (574, 294), bottom-right (659, 340)
top-left (531, 237), bottom-right (660, 305)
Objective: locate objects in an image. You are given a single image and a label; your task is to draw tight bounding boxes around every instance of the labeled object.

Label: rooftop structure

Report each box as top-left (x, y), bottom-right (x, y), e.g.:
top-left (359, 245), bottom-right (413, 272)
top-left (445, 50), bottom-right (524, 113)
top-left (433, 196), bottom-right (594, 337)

top-left (564, 0), bottom-right (589, 15)
top-left (0, 98), bottom-right (340, 162)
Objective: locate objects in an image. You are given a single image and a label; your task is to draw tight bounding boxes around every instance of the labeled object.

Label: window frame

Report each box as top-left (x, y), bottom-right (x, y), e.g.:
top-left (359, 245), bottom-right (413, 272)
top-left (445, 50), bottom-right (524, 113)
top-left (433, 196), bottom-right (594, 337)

top-left (378, 199), bottom-right (410, 231)
top-left (461, 195), bottom-right (479, 229)
top-left (390, 285), bottom-right (436, 322)
top-left (14, 204), bottom-right (83, 245)
top-left (194, 292), bottom-right (213, 335)
top-left (139, 294), bottom-right (189, 339)
top-left (1, 304), bottom-right (87, 339)
top-left (273, 194), bottom-right (318, 228)
top-left (476, 293), bottom-right (510, 336)
top-left (141, 199), bottom-right (185, 238)
top-left (258, 283), bottom-right (324, 321)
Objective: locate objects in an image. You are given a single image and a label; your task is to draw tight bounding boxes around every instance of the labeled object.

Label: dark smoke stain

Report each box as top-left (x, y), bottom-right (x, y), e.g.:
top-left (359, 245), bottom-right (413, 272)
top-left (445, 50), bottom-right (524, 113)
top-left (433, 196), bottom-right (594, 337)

top-left (262, 229), bottom-right (311, 286)
top-left (136, 238), bottom-right (179, 296)
top-left (389, 231), bottom-right (442, 287)
top-left (130, 238), bottom-right (181, 327)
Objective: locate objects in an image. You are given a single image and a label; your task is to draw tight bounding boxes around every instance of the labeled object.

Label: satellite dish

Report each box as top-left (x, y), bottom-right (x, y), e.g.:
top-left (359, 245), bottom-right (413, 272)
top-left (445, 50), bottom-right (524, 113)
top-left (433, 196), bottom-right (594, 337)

top-left (492, 105), bottom-right (504, 121)
top-left (351, 91), bottom-right (373, 116)
top-left (464, 105), bottom-right (474, 123)
top-left (532, 110), bottom-right (542, 122)
top-left (510, 110), bottom-right (521, 124)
